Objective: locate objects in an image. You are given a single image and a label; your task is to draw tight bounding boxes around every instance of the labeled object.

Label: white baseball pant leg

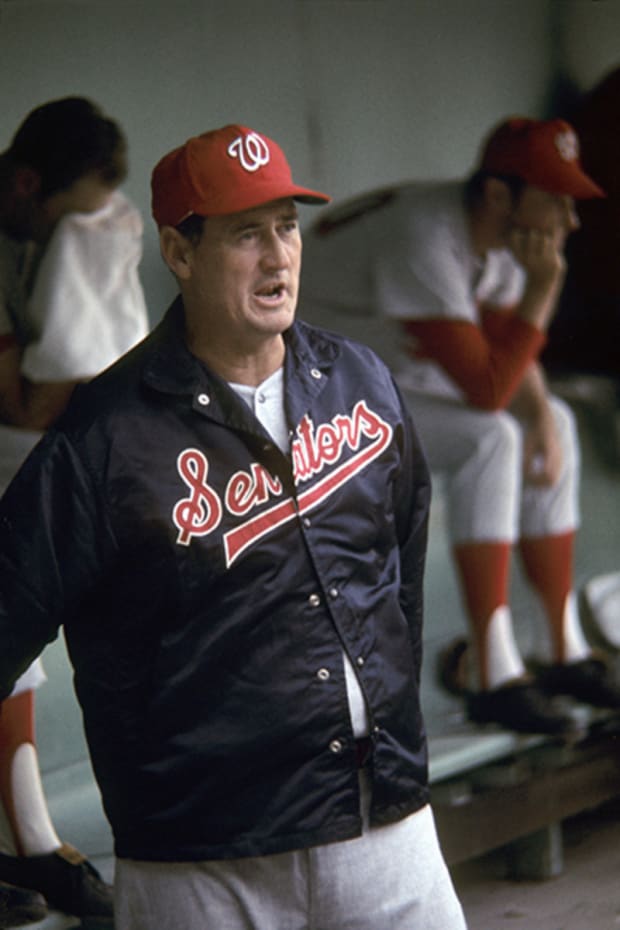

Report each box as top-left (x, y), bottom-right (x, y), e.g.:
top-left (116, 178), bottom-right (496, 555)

top-left (402, 392), bottom-right (579, 544)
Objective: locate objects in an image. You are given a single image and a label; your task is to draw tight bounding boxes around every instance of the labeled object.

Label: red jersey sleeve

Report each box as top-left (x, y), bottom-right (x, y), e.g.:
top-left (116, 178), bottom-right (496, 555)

top-left (401, 312), bottom-right (545, 410)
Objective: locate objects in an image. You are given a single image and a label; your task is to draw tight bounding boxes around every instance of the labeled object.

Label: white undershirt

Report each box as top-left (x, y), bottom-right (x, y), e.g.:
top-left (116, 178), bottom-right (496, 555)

top-left (228, 369), bottom-right (370, 738)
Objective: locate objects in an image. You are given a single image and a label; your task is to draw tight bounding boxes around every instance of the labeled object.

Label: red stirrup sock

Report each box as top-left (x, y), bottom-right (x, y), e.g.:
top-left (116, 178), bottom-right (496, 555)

top-left (0, 691), bottom-right (35, 855)
top-left (518, 530), bottom-right (579, 663)
top-left (453, 541), bottom-right (515, 689)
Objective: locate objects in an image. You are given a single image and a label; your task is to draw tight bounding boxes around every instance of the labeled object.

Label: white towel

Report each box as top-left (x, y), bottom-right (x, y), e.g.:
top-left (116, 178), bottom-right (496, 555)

top-left (21, 191), bottom-right (149, 382)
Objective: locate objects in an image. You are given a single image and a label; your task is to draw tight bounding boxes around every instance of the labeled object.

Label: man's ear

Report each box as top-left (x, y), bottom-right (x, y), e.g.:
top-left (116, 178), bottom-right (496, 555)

top-left (159, 226), bottom-right (194, 280)
top-left (481, 177), bottom-right (513, 218)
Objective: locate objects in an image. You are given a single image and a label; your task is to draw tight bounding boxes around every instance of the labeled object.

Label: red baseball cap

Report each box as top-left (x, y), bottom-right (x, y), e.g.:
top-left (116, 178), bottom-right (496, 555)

top-left (151, 124), bottom-right (330, 226)
top-left (480, 117), bottom-right (605, 199)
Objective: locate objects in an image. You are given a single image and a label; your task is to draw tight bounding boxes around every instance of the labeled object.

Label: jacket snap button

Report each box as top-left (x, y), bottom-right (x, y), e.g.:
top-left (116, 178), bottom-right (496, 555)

top-left (329, 739), bottom-right (343, 754)
top-left (197, 393), bottom-right (210, 406)
top-left (317, 668), bottom-right (330, 681)
top-left (308, 593), bottom-right (321, 607)
top-left (310, 368), bottom-right (322, 379)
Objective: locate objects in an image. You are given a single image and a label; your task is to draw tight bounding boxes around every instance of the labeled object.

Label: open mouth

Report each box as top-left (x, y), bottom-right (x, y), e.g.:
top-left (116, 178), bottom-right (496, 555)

top-left (255, 282), bottom-right (287, 302)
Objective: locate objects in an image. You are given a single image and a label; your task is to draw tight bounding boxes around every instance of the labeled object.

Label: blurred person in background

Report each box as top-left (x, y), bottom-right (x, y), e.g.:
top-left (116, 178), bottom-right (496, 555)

top-left (0, 96), bottom-right (149, 927)
top-left (300, 116), bottom-right (619, 736)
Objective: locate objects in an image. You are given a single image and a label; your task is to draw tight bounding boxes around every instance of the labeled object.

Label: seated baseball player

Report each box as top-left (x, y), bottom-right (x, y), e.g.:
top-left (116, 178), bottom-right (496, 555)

top-left (299, 116), bottom-right (620, 735)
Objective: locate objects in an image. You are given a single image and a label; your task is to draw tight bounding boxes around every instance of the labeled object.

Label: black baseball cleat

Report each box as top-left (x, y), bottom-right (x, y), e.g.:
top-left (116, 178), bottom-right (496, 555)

top-left (0, 880), bottom-right (47, 928)
top-left (532, 656), bottom-right (620, 709)
top-left (465, 680), bottom-right (578, 736)
top-left (0, 843), bottom-right (113, 928)
top-left (437, 639), bottom-right (580, 736)
top-left (436, 637), bottom-right (470, 696)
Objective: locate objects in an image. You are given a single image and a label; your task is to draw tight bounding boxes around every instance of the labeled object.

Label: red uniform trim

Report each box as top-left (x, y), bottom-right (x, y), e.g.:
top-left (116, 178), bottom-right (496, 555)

top-left (0, 690), bottom-right (36, 854)
top-left (401, 313), bottom-right (545, 410)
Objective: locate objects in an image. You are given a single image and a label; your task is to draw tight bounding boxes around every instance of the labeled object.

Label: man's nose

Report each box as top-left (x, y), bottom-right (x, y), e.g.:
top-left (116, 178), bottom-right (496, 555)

top-left (261, 231), bottom-right (289, 268)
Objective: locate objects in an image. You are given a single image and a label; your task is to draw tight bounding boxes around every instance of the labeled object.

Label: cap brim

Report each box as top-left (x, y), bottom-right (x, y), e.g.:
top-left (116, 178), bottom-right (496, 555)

top-left (292, 187), bottom-right (331, 205)
top-left (543, 166), bottom-right (605, 200)
top-left (201, 184), bottom-right (331, 217)
top-left (572, 175), bottom-right (606, 199)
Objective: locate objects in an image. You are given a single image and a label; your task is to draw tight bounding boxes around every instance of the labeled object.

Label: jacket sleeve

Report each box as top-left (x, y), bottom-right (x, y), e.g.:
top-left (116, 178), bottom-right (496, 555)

top-left (391, 382), bottom-right (431, 676)
top-left (0, 428), bottom-right (104, 700)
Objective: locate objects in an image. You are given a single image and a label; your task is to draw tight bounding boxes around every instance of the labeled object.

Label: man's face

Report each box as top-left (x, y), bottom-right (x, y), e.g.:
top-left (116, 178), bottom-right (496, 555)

top-left (182, 198), bottom-right (302, 350)
top-left (509, 186), bottom-right (580, 250)
top-left (40, 172), bottom-right (117, 235)
top-left (0, 169), bottom-right (117, 242)
top-left (55, 172), bottom-right (117, 214)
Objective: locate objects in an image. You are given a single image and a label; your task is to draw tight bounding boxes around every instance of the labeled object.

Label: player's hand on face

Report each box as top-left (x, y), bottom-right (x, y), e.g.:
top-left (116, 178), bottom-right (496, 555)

top-left (507, 188), bottom-right (576, 292)
top-left (508, 225), bottom-right (567, 292)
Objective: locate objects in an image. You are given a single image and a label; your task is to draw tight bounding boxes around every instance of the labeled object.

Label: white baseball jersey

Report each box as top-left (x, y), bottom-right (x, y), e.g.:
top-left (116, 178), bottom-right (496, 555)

top-left (300, 179), bottom-right (579, 546)
top-left (300, 180), bottom-right (526, 400)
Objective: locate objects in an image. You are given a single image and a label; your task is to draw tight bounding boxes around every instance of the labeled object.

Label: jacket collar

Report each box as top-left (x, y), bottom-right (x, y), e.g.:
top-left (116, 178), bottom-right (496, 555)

top-left (142, 297), bottom-right (342, 428)
top-left (141, 297), bottom-right (202, 396)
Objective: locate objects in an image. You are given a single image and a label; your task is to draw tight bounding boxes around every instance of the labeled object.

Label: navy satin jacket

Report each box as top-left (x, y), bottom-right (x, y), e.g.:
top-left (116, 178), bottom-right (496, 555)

top-left (0, 299), bottom-right (431, 861)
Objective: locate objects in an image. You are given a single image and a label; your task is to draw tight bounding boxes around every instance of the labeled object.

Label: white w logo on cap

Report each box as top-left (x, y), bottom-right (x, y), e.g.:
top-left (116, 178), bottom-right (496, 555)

top-left (555, 129), bottom-right (579, 162)
top-left (227, 132), bottom-right (270, 172)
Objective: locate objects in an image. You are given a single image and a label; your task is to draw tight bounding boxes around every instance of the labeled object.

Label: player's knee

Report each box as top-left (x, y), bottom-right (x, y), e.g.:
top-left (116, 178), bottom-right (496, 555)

top-left (550, 396), bottom-right (578, 446)
top-left (478, 410), bottom-right (521, 470)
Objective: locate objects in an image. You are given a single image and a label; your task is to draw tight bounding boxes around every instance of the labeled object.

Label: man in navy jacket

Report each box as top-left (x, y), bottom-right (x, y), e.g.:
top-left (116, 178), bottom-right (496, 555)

top-left (0, 124), bottom-right (466, 929)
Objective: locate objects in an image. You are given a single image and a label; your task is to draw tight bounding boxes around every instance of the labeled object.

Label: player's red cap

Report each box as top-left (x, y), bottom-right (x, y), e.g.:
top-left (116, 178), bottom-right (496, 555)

top-left (151, 124), bottom-right (330, 227)
top-left (480, 117), bottom-right (605, 199)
